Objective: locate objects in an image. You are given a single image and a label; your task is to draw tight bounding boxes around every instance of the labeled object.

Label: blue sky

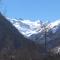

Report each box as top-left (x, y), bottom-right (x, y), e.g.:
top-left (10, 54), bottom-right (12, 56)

top-left (0, 0), bottom-right (60, 22)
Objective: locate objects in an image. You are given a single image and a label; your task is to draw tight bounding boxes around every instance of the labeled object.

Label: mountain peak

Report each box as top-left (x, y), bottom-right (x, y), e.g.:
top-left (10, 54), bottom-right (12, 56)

top-left (50, 20), bottom-right (60, 28)
top-left (7, 17), bottom-right (60, 37)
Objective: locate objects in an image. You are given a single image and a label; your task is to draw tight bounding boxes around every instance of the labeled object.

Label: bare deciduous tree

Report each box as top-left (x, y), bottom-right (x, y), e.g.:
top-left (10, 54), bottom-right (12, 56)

top-left (40, 21), bottom-right (49, 54)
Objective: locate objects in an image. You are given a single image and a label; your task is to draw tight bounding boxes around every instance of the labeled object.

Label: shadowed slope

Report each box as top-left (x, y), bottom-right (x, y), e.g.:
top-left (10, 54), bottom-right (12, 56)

top-left (0, 13), bottom-right (45, 60)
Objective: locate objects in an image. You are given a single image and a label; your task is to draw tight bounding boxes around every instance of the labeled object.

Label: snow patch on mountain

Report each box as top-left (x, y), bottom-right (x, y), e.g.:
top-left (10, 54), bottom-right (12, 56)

top-left (7, 18), bottom-right (42, 36)
top-left (50, 20), bottom-right (60, 28)
top-left (48, 20), bottom-right (60, 33)
top-left (7, 17), bottom-right (60, 37)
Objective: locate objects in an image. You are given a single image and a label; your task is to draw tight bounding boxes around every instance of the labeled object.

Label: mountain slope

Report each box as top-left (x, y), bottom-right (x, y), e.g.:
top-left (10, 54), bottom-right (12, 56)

top-left (7, 18), bottom-right (60, 37)
top-left (7, 16), bottom-right (60, 55)
top-left (0, 13), bottom-right (46, 60)
top-left (8, 18), bottom-right (43, 37)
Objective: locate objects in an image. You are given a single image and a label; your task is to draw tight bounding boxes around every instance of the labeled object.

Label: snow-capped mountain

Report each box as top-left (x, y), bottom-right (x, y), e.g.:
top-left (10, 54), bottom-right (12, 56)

top-left (7, 17), bottom-right (60, 37)
top-left (7, 18), bottom-right (60, 54)
top-left (29, 20), bottom-right (60, 43)
top-left (7, 18), bottom-right (44, 37)
top-left (48, 20), bottom-right (60, 33)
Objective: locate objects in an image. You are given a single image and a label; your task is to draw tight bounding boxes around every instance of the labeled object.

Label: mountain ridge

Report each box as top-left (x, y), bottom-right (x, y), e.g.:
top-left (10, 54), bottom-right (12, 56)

top-left (7, 17), bottom-right (60, 37)
top-left (7, 18), bottom-right (60, 54)
top-left (0, 13), bottom-right (46, 60)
